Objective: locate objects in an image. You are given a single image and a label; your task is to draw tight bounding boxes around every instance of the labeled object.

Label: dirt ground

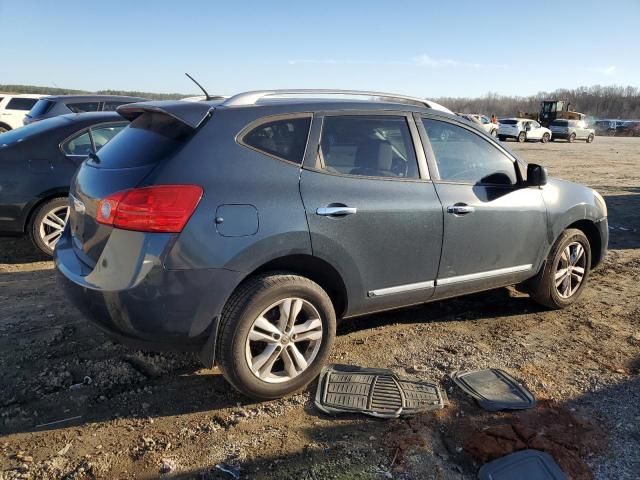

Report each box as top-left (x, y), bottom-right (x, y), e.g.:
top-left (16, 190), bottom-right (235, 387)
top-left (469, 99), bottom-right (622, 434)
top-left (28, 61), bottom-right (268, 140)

top-left (1, 137), bottom-right (638, 480)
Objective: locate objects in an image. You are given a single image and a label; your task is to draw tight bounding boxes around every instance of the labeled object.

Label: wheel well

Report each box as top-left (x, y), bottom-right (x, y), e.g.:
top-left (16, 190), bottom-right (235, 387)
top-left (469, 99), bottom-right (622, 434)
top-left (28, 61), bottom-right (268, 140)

top-left (251, 254), bottom-right (348, 318)
top-left (24, 191), bottom-right (69, 233)
top-left (0, 122), bottom-right (12, 131)
top-left (567, 220), bottom-right (602, 268)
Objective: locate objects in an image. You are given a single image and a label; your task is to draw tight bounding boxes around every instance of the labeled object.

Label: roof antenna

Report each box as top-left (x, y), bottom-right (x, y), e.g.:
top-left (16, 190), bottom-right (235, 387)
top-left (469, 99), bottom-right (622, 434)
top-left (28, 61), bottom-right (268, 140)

top-left (185, 72), bottom-right (211, 100)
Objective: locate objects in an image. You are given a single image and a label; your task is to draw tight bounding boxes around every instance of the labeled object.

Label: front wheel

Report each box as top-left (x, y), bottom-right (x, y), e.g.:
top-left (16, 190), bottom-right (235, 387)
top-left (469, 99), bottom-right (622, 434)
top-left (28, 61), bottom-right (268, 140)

top-left (586, 133), bottom-right (595, 143)
top-left (517, 132), bottom-right (526, 143)
top-left (541, 133), bottom-right (550, 143)
top-left (216, 273), bottom-right (336, 399)
top-left (498, 135), bottom-right (506, 142)
top-left (529, 229), bottom-right (591, 309)
top-left (568, 133), bottom-right (576, 143)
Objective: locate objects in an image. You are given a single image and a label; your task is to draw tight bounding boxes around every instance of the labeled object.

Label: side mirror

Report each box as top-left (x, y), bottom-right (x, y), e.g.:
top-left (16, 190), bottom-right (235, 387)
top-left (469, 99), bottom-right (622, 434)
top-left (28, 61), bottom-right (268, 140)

top-left (527, 163), bottom-right (548, 186)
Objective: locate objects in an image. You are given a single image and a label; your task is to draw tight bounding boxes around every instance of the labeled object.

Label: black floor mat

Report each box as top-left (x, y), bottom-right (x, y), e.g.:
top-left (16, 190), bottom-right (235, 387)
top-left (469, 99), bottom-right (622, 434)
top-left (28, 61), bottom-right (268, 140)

top-left (314, 364), bottom-right (446, 418)
top-left (450, 368), bottom-right (535, 411)
top-left (478, 449), bottom-right (567, 480)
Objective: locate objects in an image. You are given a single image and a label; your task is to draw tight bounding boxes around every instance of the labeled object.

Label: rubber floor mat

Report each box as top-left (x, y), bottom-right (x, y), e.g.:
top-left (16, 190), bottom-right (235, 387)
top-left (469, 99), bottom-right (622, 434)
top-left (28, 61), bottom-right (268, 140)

top-left (450, 368), bottom-right (535, 411)
top-left (478, 449), bottom-right (567, 480)
top-left (315, 364), bottom-right (446, 418)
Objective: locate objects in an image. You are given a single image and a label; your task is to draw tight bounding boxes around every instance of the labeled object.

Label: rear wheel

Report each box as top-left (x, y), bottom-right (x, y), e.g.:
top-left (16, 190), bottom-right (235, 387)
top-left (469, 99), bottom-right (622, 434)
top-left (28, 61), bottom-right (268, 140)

top-left (498, 135), bottom-right (506, 141)
top-left (216, 273), bottom-right (336, 399)
top-left (529, 229), bottom-right (591, 309)
top-left (541, 133), bottom-right (550, 143)
top-left (586, 133), bottom-right (595, 143)
top-left (568, 133), bottom-right (576, 143)
top-left (517, 132), bottom-right (526, 143)
top-left (29, 197), bottom-right (69, 256)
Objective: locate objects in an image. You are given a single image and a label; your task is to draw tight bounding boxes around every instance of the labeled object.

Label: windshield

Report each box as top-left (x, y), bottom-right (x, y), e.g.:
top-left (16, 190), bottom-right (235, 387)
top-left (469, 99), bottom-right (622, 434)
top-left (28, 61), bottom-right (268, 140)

top-left (0, 115), bottom-right (69, 147)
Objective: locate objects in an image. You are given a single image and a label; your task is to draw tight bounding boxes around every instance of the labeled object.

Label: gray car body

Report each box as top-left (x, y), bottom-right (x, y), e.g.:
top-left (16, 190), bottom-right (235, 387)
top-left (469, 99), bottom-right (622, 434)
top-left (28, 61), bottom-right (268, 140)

top-left (549, 119), bottom-right (595, 141)
top-left (55, 98), bottom-right (608, 366)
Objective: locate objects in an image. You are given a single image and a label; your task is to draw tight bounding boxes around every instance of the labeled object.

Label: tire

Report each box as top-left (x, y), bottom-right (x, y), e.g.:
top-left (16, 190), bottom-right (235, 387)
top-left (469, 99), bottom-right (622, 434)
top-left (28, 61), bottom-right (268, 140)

top-left (568, 133), bottom-right (576, 143)
top-left (529, 228), bottom-right (591, 309)
top-left (216, 273), bottom-right (336, 399)
top-left (491, 129), bottom-right (498, 137)
top-left (0, 124), bottom-right (10, 134)
top-left (498, 135), bottom-right (506, 142)
top-left (586, 133), bottom-right (595, 143)
top-left (29, 197), bottom-right (69, 256)
top-left (517, 131), bottom-right (526, 143)
top-left (541, 133), bottom-right (550, 143)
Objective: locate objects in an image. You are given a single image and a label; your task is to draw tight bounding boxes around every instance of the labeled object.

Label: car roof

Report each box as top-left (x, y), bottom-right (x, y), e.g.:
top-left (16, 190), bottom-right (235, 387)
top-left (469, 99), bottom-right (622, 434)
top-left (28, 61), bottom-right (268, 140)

top-left (41, 95), bottom-right (148, 102)
top-left (0, 93), bottom-right (44, 99)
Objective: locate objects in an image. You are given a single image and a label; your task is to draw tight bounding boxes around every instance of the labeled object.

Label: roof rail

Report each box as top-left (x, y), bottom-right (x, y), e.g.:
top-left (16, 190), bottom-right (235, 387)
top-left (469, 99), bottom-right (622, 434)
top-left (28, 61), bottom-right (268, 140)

top-left (221, 89), bottom-right (452, 113)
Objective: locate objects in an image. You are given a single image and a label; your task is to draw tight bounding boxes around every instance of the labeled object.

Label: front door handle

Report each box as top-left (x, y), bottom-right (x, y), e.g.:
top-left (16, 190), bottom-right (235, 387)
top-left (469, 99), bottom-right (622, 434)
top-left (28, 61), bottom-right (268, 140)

top-left (316, 206), bottom-right (357, 216)
top-left (447, 204), bottom-right (475, 215)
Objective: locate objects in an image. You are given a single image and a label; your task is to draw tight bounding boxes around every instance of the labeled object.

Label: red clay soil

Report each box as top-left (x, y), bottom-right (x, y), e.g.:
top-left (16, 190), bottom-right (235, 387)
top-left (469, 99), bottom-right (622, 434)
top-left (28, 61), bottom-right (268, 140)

top-left (462, 401), bottom-right (605, 480)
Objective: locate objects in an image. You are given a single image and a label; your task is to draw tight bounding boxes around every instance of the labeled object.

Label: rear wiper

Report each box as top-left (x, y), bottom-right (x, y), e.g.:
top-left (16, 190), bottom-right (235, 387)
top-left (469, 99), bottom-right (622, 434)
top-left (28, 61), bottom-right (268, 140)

top-left (88, 152), bottom-right (100, 164)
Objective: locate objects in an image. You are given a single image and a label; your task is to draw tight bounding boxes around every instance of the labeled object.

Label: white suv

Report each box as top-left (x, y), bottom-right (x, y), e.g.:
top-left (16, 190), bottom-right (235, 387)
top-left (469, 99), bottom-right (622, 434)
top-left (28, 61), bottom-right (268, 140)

top-left (0, 94), bottom-right (44, 132)
top-left (498, 118), bottom-right (552, 143)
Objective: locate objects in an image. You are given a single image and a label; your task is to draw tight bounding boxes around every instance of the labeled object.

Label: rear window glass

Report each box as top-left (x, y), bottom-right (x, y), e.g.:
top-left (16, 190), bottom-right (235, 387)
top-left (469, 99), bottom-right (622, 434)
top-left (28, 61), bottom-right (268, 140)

top-left (92, 112), bottom-right (191, 168)
top-left (242, 116), bottom-right (311, 164)
top-left (67, 102), bottom-right (100, 113)
top-left (28, 99), bottom-right (55, 117)
top-left (6, 97), bottom-right (38, 110)
top-left (499, 119), bottom-right (518, 125)
top-left (551, 120), bottom-right (568, 126)
top-left (0, 116), bottom-right (69, 147)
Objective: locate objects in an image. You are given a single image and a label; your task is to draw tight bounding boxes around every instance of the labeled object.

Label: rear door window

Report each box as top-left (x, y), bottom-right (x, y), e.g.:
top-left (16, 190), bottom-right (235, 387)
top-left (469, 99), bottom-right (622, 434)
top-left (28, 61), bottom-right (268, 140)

top-left (6, 98), bottom-right (38, 110)
top-left (423, 118), bottom-right (517, 185)
top-left (241, 115), bottom-right (311, 164)
top-left (90, 123), bottom-right (127, 151)
top-left (62, 131), bottom-right (93, 156)
top-left (67, 102), bottom-right (100, 113)
top-left (319, 115), bottom-right (419, 179)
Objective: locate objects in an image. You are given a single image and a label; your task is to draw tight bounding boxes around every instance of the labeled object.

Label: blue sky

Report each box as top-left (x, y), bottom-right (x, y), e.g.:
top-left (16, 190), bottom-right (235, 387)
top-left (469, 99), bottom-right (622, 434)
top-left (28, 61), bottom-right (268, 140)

top-left (1, 0), bottom-right (638, 97)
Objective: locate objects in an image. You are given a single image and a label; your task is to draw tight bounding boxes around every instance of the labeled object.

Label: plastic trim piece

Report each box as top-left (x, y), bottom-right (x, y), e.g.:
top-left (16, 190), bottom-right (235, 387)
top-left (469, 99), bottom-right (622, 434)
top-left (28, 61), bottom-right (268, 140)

top-left (450, 369), bottom-right (536, 411)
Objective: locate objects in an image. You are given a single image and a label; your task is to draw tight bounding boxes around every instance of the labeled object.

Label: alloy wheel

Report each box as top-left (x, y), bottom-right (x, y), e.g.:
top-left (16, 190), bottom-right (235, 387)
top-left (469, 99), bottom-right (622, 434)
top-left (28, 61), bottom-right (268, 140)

top-left (245, 297), bottom-right (323, 383)
top-left (38, 205), bottom-right (69, 250)
top-left (554, 242), bottom-right (587, 298)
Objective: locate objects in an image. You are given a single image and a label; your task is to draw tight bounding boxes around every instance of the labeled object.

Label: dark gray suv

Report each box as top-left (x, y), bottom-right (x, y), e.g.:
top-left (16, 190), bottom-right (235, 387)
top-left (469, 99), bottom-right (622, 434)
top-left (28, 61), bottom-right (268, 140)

top-left (55, 90), bottom-right (608, 399)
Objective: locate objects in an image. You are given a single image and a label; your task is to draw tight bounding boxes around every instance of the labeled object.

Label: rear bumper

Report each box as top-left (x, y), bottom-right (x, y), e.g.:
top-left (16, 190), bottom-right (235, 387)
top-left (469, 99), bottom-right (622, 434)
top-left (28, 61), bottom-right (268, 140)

top-left (54, 226), bottom-right (244, 352)
top-left (550, 132), bottom-right (569, 139)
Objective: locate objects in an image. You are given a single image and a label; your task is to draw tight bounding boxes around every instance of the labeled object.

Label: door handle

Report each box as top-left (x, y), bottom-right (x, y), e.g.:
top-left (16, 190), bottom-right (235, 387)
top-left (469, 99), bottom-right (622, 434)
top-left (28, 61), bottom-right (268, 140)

top-left (447, 204), bottom-right (475, 215)
top-left (316, 206), bottom-right (357, 216)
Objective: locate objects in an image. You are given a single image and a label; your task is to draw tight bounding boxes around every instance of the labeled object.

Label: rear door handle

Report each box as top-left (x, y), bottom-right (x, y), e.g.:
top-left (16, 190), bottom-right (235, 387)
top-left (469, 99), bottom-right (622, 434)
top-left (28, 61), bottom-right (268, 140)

top-left (316, 206), bottom-right (357, 216)
top-left (447, 204), bottom-right (475, 215)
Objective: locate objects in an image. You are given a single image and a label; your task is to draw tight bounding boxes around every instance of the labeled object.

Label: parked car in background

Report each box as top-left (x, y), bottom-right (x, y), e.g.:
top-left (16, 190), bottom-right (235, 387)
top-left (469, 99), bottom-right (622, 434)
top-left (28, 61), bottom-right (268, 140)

top-left (458, 113), bottom-right (499, 137)
top-left (55, 90), bottom-right (607, 400)
top-left (616, 121), bottom-right (640, 137)
top-left (594, 120), bottom-right (624, 136)
top-left (0, 94), bottom-right (44, 132)
top-left (549, 119), bottom-right (595, 143)
top-left (24, 95), bottom-right (147, 125)
top-left (0, 112), bottom-right (127, 254)
top-left (498, 118), bottom-right (552, 143)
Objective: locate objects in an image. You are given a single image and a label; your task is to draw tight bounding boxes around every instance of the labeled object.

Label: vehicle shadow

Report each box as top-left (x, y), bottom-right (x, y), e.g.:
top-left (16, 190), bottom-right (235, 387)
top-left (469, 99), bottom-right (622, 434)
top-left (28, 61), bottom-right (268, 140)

top-left (0, 236), bottom-right (50, 264)
top-left (602, 188), bottom-right (640, 250)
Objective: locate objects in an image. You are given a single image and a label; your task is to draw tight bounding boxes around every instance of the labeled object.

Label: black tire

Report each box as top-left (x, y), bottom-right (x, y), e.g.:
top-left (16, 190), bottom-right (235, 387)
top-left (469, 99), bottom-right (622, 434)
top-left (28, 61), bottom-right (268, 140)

top-left (517, 131), bottom-right (526, 143)
top-left (498, 135), bottom-right (506, 142)
top-left (216, 273), bottom-right (336, 399)
top-left (541, 133), bottom-right (550, 143)
top-left (29, 197), bottom-right (69, 256)
top-left (528, 228), bottom-right (591, 309)
top-left (568, 133), bottom-right (576, 143)
top-left (586, 133), bottom-right (595, 143)
top-left (0, 124), bottom-right (10, 134)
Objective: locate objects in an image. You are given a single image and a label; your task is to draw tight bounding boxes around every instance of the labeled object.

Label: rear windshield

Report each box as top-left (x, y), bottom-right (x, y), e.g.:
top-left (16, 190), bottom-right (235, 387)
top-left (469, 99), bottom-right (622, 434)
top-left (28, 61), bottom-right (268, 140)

top-left (499, 119), bottom-right (518, 125)
top-left (92, 112), bottom-right (192, 169)
top-left (0, 116), bottom-right (69, 147)
top-left (6, 97), bottom-right (38, 111)
top-left (28, 99), bottom-right (55, 117)
top-left (551, 120), bottom-right (568, 126)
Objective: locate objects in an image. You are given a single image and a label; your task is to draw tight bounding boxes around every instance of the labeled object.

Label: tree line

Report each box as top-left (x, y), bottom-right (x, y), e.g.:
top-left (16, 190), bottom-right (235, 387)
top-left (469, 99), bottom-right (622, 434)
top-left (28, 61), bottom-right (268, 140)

top-left (435, 85), bottom-right (640, 120)
top-left (0, 84), bottom-right (192, 100)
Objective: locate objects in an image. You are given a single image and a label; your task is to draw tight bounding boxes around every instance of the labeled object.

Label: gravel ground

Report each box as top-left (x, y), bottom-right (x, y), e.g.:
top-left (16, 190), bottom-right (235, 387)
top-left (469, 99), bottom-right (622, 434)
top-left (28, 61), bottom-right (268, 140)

top-left (0, 137), bottom-right (638, 479)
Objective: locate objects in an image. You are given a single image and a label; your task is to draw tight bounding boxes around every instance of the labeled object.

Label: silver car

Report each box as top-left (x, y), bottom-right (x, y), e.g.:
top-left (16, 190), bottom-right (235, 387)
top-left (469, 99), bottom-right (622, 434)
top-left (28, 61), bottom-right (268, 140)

top-left (549, 119), bottom-right (595, 143)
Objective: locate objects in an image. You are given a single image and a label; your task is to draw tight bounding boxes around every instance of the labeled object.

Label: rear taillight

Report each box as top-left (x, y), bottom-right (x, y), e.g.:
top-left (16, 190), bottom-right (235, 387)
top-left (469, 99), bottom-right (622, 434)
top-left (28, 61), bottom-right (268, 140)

top-left (96, 185), bottom-right (203, 233)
